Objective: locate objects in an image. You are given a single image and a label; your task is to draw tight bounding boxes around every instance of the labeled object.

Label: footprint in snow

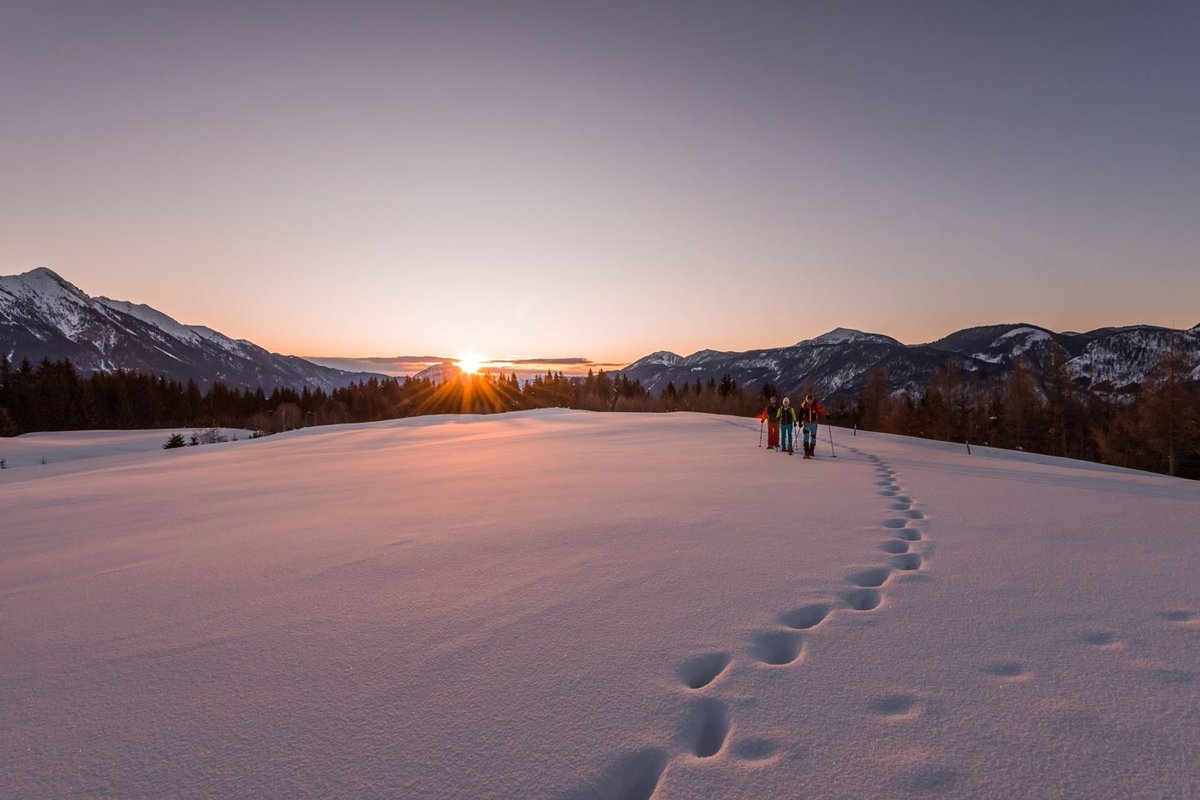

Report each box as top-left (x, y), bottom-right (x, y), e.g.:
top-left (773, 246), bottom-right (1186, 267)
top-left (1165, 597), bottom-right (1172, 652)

top-left (1080, 630), bottom-right (1124, 649)
top-left (840, 587), bottom-right (883, 611)
top-left (778, 603), bottom-right (832, 630)
top-left (676, 697), bottom-right (730, 758)
top-left (880, 540), bottom-right (909, 554)
top-left (868, 692), bottom-right (923, 720)
top-left (1148, 668), bottom-right (1194, 684)
top-left (675, 653), bottom-right (731, 690)
top-left (749, 630), bottom-right (806, 666)
top-left (907, 766), bottom-right (963, 793)
top-left (730, 737), bottom-right (783, 763)
top-left (847, 567), bottom-right (892, 588)
top-left (982, 661), bottom-right (1033, 681)
top-left (1159, 610), bottom-right (1199, 626)
top-left (560, 747), bottom-right (668, 800)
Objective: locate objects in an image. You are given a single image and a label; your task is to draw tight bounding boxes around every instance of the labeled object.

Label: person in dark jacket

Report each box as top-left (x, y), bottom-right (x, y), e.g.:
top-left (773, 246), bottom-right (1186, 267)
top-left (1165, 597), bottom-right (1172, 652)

top-left (799, 394), bottom-right (826, 458)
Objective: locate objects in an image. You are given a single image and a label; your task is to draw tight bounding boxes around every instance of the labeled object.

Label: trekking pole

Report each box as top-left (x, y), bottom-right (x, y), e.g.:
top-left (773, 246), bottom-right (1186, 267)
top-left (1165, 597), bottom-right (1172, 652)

top-left (827, 425), bottom-right (837, 457)
top-left (758, 419), bottom-right (764, 447)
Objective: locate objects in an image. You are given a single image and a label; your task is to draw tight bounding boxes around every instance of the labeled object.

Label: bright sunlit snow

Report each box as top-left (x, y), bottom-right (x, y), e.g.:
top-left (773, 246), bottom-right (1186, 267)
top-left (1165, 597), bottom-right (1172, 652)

top-left (2, 411), bottom-right (1197, 799)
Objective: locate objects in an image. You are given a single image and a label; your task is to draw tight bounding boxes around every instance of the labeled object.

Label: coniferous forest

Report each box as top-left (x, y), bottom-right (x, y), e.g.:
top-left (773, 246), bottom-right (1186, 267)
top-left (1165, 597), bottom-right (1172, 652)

top-left (1, 353), bottom-right (1196, 480)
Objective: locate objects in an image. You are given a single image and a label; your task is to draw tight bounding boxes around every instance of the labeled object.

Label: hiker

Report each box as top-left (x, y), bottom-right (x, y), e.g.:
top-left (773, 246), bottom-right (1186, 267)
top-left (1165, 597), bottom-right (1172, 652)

top-left (759, 396), bottom-right (781, 450)
top-left (779, 397), bottom-right (798, 454)
top-left (799, 394), bottom-right (826, 458)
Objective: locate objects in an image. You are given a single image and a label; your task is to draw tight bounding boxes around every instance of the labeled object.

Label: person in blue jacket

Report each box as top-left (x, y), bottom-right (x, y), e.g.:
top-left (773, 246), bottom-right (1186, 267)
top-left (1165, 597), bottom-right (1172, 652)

top-left (799, 394), bottom-right (826, 458)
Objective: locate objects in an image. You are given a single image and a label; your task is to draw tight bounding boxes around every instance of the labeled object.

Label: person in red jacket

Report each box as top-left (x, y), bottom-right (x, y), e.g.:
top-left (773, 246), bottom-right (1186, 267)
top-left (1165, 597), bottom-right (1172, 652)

top-left (759, 396), bottom-right (781, 450)
top-left (799, 394), bottom-right (826, 458)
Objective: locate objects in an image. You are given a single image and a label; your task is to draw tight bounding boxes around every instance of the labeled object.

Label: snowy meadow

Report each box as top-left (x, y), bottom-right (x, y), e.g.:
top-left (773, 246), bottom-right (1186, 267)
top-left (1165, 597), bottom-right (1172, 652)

top-left (3, 410), bottom-right (1197, 799)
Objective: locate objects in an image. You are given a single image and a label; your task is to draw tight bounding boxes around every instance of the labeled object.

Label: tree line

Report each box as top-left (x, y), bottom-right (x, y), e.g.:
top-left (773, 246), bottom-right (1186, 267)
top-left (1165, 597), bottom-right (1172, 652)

top-left (0, 357), bottom-right (753, 435)
top-left (846, 345), bottom-right (1199, 479)
top-left (2, 349), bottom-right (1196, 479)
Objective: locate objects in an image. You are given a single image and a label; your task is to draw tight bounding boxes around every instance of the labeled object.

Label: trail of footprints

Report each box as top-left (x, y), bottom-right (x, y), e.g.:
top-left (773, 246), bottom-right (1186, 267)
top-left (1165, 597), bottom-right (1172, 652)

top-left (570, 450), bottom-right (932, 799)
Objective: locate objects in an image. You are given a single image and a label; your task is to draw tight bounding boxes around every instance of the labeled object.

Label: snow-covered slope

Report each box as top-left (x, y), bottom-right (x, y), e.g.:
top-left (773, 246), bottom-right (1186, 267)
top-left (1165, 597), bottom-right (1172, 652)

top-left (0, 267), bottom-right (382, 391)
top-left (3, 411), bottom-right (1196, 799)
top-left (928, 322), bottom-right (1200, 391)
top-left (0, 427), bottom-right (253, 470)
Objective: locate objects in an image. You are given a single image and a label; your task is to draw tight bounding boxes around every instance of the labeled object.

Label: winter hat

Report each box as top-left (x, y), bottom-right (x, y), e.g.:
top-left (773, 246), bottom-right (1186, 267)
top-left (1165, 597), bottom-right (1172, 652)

top-left (782, 397), bottom-right (791, 406)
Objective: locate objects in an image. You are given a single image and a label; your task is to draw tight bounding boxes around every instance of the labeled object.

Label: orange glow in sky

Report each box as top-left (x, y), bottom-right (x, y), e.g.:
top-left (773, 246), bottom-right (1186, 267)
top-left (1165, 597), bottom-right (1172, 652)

top-left (3, 4), bottom-right (1198, 366)
top-left (455, 355), bottom-right (484, 375)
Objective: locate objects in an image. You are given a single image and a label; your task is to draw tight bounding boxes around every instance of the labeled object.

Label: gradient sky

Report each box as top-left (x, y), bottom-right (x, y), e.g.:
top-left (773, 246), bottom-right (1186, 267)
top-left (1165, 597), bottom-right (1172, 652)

top-left (2, 1), bottom-right (1197, 365)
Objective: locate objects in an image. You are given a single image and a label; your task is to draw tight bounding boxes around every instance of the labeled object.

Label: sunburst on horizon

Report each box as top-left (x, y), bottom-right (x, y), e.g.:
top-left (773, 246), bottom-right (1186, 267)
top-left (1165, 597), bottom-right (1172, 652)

top-left (455, 354), bottom-right (485, 374)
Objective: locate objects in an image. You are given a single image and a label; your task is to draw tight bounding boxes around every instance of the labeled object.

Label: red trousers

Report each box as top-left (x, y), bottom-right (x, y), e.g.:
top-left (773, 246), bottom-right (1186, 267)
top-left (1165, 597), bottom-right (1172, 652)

top-left (767, 422), bottom-right (780, 447)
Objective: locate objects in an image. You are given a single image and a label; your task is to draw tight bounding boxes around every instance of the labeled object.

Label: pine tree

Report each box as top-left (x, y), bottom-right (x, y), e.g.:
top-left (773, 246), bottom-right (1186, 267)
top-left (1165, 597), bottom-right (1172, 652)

top-left (1136, 336), bottom-right (1197, 476)
top-left (0, 406), bottom-right (17, 437)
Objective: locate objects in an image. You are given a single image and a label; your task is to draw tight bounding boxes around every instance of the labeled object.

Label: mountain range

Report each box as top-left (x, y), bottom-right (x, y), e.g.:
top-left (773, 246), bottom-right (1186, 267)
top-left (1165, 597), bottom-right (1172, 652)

top-left (4, 267), bottom-right (1197, 400)
top-left (618, 323), bottom-right (1200, 401)
top-left (0, 268), bottom-right (382, 391)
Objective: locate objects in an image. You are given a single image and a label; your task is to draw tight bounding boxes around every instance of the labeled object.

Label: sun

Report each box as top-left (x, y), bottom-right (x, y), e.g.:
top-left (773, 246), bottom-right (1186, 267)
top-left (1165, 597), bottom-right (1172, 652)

top-left (455, 354), bottom-right (485, 375)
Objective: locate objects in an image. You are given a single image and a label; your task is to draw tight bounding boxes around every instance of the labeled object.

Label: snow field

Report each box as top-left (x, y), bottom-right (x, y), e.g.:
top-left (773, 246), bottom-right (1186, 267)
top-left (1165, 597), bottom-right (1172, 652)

top-left (2, 410), bottom-right (1197, 799)
top-left (0, 428), bottom-right (254, 473)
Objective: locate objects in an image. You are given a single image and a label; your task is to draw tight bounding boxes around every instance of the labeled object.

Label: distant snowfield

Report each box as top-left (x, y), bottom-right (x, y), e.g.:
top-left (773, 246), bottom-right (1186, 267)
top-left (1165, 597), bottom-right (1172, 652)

top-left (0, 428), bottom-right (254, 472)
top-left (2, 411), bottom-right (1197, 799)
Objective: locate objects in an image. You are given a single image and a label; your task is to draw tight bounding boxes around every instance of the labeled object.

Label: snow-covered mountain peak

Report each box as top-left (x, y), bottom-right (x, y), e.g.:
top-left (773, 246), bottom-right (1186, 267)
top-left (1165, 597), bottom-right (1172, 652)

top-left (2, 266), bottom-right (88, 300)
top-left (803, 328), bottom-right (900, 347)
top-left (979, 326), bottom-right (1055, 359)
top-left (0, 266), bottom-right (95, 339)
top-left (993, 325), bottom-right (1052, 344)
top-left (2, 266), bottom-right (383, 390)
top-left (97, 297), bottom-right (203, 345)
top-left (645, 350), bottom-right (682, 364)
top-left (413, 362), bottom-right (462, 384)
top-left (681, 349), bottom-right (733, 364)
top-left (95, 297), bottom-right (256, 360)
top-left (624, 350), bottom-right (682, 369)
